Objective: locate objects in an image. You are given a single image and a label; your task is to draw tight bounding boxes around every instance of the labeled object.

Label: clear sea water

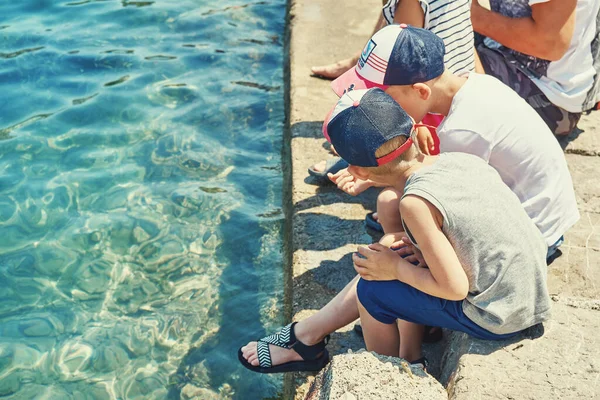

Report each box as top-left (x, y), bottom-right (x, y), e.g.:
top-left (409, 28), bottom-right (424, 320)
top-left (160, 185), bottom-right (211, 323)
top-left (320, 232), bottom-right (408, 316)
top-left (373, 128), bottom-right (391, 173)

top-left (0, 1), bottom-right (287, 399)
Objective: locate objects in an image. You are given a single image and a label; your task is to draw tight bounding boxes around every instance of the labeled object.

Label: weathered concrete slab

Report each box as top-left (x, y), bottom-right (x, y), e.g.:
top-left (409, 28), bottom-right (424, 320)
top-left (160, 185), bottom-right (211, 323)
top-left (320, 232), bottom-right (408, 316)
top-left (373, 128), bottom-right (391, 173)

top-left (561, 113), bottom-right (600, 156)
top-left (567, 153), bottom-right (600, 213)
top-left (288, 0), bottom-right (381, 397)
top-left (548, 210), bottom-right (600, 299)
top-left (442, 299), bottom-right (600, 400)
top-left (305, 351), bottom-right (447, 400)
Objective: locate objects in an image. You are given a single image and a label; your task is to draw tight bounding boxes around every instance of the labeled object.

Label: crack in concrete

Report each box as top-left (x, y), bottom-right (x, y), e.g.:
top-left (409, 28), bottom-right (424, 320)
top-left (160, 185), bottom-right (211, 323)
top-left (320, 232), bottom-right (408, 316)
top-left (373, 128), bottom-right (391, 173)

top-left (584, 213), bottom-right (598, 291)
top-left (564, 149), bottom-right (600, 157)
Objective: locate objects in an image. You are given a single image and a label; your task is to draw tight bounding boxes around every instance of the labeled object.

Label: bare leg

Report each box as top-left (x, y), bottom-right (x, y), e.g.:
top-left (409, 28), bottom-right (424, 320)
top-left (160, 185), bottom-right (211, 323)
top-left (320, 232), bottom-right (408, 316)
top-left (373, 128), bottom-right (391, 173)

top-left (295, 275), bottom-right (361, 343)
top-left (311, 14), bottom-right (386, 79)
top-left (241, 276), bottom-right (360, 367)
top-left (398, 320), bottom-right (424, 362)
top-left (376, 187), bottom-right (403, 233)
top-left (357, 295), bottom-right (399, 357)
top-left (310, 52), bottom-right (361, 80)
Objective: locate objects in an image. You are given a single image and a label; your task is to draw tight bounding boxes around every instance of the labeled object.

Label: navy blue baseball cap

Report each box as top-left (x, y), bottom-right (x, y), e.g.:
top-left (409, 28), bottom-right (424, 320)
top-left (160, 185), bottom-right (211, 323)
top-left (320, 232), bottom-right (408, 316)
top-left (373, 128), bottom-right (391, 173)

top-left (331, 24), bottom-right (445, 96)
top-left (323, 88), bottom-right (415, 167)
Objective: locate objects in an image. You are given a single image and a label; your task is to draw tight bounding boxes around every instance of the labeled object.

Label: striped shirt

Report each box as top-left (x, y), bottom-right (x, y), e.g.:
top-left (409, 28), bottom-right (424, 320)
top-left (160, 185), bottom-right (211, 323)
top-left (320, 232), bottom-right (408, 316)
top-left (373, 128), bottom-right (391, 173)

top-left (382, 0), bottom-right (475, 75)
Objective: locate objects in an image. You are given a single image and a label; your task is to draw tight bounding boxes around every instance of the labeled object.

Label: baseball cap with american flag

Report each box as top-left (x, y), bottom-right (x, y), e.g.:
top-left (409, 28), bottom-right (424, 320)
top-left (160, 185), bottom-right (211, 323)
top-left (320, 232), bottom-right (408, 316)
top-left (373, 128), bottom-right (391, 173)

top-left (331, 24), bottom-right (446, 97)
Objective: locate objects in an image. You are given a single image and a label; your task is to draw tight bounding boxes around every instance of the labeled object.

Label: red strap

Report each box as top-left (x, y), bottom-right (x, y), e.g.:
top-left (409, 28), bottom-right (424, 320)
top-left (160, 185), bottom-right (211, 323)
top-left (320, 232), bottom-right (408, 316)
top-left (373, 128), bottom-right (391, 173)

top-left (376, 137), bottom-right (414, 166)
top-left (375, 122), bottom-right (440, 166)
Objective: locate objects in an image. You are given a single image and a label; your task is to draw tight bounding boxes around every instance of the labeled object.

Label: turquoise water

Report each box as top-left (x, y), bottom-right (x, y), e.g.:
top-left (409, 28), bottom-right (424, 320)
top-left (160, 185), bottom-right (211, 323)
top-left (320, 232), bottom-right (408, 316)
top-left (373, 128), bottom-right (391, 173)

top-left (0, 1), bottom-right (287, 399)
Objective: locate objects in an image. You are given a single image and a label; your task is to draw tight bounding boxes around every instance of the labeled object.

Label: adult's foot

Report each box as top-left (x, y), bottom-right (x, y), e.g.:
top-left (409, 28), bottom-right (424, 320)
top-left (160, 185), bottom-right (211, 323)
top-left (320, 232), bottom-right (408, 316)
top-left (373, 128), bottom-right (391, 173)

top-left (311, 56), bottom-right (358, 80)
top-left (310, 160), bottom-right (327, 174)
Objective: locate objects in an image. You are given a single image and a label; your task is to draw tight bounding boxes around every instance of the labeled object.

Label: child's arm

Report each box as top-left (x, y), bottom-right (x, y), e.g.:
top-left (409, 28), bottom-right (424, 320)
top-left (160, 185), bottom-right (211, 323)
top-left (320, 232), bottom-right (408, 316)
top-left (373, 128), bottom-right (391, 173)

top-left (392, 0), bottom-right (425, 28)
top-left (398, 195), bottom-right (469, 299)
top-left (415, 126), bottom-right (434, 155)
top-left (353, 195), bottom-right (469, 300)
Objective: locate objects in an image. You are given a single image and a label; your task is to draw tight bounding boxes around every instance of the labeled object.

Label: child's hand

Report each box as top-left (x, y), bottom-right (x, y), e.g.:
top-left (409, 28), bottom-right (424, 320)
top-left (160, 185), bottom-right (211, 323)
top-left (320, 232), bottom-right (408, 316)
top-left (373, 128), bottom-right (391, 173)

top-left (415, 126), bottom-right (435, 155)
top-left (400, 236), bottom-right (427, 267)
top-left (391, 237), bottom-right (427, 268)
top-left (353, 243), bottom-right (404, 281)
top-left (328, 168), bottom-right (374, 196)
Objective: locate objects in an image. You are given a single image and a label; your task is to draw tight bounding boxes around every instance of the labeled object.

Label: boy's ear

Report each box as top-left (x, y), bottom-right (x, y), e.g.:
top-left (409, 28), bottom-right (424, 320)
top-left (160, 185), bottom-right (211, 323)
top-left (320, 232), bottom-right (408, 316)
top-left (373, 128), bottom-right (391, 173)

top-left (348, 165), bottom-right (370, 181)
top-left (412, 83), bottom-right (432, 101)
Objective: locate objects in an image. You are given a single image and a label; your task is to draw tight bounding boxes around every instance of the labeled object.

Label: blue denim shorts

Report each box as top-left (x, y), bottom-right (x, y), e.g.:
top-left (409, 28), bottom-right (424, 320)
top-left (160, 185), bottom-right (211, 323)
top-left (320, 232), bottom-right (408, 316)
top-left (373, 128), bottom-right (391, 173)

top-left (356, 278), bottom-right (518, 341)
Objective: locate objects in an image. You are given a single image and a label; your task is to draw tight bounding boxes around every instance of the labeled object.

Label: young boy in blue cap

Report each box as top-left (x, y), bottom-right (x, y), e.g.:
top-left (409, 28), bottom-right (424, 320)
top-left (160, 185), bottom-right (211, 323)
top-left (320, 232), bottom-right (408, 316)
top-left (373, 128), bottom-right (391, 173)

top-left (238, 88), bottom-right (551, 372)
top-left (329, 24), bottom-right (579, 260)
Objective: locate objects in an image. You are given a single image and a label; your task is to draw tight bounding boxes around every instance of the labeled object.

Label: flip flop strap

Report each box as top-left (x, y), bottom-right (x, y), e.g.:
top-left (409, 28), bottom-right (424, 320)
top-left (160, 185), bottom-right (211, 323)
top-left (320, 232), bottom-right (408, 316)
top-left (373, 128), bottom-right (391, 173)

top-left (258, 323), bottom-right (293, 349)
top-left (257, 322), bottom-right (330, 366)
top-left (256, 323), bottom-right (294, 368)
top-left (256, 341), bottom-right (273, 368)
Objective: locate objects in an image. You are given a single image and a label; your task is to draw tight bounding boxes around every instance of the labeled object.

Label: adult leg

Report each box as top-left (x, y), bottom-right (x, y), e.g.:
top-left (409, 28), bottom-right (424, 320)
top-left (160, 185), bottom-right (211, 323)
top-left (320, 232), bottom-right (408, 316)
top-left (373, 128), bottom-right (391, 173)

top-left (311, 13), bottom-right (386, 79)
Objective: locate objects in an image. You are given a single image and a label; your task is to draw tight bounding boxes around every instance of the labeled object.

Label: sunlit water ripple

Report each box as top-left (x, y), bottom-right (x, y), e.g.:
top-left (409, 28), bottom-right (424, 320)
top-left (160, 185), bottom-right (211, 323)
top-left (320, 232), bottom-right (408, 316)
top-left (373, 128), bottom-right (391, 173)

top-left (0, 1), bottom-right (286, 398)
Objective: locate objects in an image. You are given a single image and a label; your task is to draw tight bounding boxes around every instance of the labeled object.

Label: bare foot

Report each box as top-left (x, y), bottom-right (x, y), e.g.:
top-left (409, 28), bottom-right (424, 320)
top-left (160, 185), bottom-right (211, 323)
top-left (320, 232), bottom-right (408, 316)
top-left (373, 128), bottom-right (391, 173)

top-left (310, 160), bottom-right (327, 173)
top-left (241, 341), bottom-right (303, 367)
top-left (311, 56), bottom-right (359, 80)
top-left (240, 322), bottom-right (324, 367)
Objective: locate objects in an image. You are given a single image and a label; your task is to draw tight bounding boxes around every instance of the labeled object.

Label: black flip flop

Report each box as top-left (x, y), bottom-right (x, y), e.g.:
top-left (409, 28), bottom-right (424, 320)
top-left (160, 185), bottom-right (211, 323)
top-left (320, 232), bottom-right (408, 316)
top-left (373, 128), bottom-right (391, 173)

top-left (409, 356), bottom-right (428, 370)
top-left (365, 212), bottom-right (384, 233)
top-left (307, 157), bottom-right (349, 184)
top-left (238, 322), bottom-right (330, 374)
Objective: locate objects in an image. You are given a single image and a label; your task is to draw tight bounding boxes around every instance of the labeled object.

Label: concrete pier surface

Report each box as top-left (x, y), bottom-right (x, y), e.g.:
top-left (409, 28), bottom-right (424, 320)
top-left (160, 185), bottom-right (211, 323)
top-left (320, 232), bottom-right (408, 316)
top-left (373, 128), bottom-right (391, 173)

top-left (286, 0), bottom-right (600, 398)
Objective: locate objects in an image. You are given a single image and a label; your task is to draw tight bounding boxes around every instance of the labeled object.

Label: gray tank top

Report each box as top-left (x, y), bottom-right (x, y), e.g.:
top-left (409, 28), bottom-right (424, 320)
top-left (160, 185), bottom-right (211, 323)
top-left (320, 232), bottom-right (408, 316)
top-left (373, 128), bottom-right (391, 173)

top-left (402, 153), bottom-right (551, 335)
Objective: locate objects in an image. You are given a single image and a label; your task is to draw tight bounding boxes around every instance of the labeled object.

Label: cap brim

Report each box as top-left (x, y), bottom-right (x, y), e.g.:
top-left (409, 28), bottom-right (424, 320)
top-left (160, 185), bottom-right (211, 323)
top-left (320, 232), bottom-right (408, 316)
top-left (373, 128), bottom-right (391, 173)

top-left (331, 67), bottom-right (388, 97)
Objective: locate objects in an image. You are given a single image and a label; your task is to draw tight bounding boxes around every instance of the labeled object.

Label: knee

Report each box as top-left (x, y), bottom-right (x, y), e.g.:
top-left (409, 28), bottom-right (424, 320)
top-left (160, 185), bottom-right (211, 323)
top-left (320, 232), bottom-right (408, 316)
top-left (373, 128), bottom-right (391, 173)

top-left (376, 188), bottom-right (401, 216)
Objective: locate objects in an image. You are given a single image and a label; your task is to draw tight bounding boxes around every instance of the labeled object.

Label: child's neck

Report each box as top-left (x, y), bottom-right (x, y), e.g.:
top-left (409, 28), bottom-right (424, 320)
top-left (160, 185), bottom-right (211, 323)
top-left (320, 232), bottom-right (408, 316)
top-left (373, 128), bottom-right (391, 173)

top-left (384, 155), bottom-right (438, 191)
top-left (428, 74), bottom-right (468, 116)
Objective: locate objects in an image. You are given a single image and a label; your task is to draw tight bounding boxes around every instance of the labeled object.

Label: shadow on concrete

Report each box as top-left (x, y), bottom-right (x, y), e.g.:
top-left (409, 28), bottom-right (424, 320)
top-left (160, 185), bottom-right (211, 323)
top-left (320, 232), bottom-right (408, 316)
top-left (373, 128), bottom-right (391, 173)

top-left (558, 126), bottom-right (584, 150)
top-left (310, 252), bottom-right (356, 291)
top-left (291, 120), bottom-right (324, 139)
top-left (295, 185), bottom-right (378, 212)
top-left (294, 213), bottom-right (369, 251)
